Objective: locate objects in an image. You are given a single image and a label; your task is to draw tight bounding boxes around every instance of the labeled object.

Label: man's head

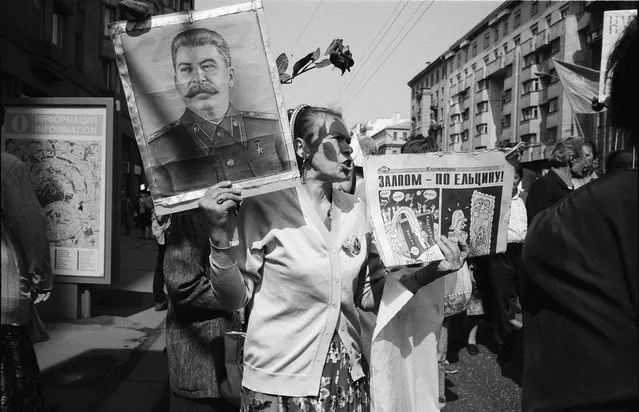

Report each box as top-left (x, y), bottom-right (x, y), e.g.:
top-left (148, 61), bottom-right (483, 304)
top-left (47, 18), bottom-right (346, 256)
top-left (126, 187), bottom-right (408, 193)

top-left (171, 28), bottom-right (234, 119)
top-left (549, 137), bottom-right (585, 176)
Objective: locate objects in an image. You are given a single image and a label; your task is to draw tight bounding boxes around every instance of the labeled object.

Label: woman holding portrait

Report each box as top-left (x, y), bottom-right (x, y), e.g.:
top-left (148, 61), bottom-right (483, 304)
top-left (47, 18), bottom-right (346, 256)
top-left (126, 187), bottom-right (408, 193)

top-left (198, 105), bottom-right (469, 411)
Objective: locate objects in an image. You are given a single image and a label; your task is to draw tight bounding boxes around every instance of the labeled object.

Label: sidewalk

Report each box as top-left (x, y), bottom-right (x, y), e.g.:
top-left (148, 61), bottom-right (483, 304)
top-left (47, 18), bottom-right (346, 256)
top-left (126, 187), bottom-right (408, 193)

top-left (35, 229), bottom-right (172, 411)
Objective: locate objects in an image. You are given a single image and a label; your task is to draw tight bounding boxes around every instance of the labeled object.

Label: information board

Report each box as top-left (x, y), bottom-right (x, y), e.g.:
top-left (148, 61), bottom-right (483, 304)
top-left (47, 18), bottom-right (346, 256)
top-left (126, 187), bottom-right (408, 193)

top-left (1, 98), bottom-right (115, 284)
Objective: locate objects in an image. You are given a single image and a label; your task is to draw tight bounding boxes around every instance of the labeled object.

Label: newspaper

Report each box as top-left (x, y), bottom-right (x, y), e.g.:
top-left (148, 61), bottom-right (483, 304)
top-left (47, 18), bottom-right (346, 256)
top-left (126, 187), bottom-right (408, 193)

top-left (363, 150), bottom-right (514, 268)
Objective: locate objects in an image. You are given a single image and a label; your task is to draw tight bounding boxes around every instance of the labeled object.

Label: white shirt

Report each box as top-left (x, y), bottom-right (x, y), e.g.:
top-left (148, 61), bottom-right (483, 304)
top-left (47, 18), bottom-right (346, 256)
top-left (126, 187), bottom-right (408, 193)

top-left (508, 194), bottom-right (527, 243)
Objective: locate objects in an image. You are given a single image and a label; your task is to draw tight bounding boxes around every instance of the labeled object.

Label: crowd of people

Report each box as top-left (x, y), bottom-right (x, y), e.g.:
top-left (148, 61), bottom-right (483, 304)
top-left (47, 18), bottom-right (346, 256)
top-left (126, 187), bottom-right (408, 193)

top-left (1, 14), bottom-right (636, 412)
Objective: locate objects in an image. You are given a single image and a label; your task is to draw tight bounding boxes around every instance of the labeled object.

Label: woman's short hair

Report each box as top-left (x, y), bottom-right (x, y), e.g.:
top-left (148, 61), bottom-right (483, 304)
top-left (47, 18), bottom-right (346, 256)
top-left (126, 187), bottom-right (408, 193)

top-left (288, 105), bottom-right (342, 144)
top-left (583, 140), bottom-right (598, 160)
top-left (549, 137), bottom-right (584, 168)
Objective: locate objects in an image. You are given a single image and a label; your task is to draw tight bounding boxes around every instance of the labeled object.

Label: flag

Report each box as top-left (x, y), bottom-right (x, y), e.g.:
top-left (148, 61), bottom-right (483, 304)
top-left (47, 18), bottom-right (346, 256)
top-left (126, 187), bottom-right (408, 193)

top-left (552, 59), bottom-right (601, 114)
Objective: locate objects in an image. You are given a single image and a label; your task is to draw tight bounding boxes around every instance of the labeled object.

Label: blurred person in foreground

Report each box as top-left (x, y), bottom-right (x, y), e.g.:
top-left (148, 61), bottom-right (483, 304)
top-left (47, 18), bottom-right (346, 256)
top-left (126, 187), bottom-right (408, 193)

top-left (525, 136), bottom-right (585, 226)
top-left (521, 17), bottom-right (638, 411)
top-left (1, 151), bottom-right (53, 411)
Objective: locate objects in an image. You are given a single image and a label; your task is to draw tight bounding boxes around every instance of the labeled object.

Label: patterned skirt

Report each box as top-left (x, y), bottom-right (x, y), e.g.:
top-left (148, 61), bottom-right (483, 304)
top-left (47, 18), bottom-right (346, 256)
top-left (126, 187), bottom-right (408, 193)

top-left (0, 324), bottom-right (48, 412)
top-left (240, 332), bottom-right (369, 412)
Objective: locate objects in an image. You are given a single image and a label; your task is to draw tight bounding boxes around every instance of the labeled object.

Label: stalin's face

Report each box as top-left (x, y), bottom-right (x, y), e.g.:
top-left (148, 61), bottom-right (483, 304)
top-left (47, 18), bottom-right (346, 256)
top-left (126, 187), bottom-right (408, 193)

top-left (174, 44), bottom-right (235, 120)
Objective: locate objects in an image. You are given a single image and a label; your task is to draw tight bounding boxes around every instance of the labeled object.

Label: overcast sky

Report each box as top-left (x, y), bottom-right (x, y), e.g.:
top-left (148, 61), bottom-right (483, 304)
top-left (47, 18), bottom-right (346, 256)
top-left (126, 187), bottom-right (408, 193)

top-left (197, 0), bottom-right (502, 127)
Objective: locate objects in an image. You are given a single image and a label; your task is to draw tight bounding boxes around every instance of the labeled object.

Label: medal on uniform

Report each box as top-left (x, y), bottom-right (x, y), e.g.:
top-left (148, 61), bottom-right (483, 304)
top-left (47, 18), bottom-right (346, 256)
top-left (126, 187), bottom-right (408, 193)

top-left (226, 159), bottom-right (235, 167)
top-left (254, 139), bottom-right (264, 155)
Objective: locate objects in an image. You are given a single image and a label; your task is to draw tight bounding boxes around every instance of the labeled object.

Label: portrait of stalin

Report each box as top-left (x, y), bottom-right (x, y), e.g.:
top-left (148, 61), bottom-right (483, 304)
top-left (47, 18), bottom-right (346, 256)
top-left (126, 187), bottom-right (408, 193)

top-left (146, 28), bottom-right (289, 197)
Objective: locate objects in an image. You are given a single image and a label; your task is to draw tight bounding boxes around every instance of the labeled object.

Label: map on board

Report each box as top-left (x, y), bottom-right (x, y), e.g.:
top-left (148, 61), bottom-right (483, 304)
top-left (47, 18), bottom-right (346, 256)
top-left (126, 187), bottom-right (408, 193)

top-left (5, 139), bottom-right (102, 249)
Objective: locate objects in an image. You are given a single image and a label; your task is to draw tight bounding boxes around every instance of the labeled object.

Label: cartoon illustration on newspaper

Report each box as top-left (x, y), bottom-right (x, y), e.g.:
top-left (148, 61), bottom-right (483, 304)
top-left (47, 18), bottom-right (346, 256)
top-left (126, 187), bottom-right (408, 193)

top-left (364, 151), bottom-right (513, 268)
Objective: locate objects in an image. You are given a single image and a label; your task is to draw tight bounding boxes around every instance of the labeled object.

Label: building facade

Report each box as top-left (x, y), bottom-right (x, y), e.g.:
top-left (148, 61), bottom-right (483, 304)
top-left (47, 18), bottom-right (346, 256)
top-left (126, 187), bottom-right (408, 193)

top-left (408, 0), bottom-right (637, 166)
top-left (370, 120), bottom-right (411, 154)
top-left (0, 0), bottom-right (194, 199)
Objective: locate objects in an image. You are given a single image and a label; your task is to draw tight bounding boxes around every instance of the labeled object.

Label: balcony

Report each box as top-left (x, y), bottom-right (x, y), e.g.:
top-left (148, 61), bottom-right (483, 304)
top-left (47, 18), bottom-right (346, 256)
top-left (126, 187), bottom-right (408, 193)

top-left (549, 20), bottom-right (565, 41)
top-left (587, 26), bottom-right (603, 45)
top-left (520, 63), bottom-right (542, 82)
top-left (476, 88), bottom-right (490, 102)
top-left (520, 90), bottom-right (542, 107)
top-left (450, 122), bottom-right (462, 134)
top-left (519, 117), bottom-right (541, 136)
top-left (520, 38), bottom-right (534, 56)
top-left (535, 30), bottom-right (550, 50)
top-left (504, 49), bottom-right (515, 66)
top-left (475, 111), bottom-right (491, 123)
top-left (485, 56), bottom-right (507, 78)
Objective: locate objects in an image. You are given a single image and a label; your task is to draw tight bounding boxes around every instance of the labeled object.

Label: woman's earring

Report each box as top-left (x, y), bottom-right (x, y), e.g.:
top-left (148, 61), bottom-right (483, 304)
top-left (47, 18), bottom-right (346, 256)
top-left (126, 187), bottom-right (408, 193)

top-left (301, 157), bottom-right (307, 184)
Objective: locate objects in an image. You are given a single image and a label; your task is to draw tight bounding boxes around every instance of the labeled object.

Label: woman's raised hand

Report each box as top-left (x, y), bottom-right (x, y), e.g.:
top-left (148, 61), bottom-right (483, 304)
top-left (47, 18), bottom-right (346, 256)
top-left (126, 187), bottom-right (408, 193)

top-left (434, 236), bottom-right (469, 275)
top-left (198, 181), bottom-right (243, 228)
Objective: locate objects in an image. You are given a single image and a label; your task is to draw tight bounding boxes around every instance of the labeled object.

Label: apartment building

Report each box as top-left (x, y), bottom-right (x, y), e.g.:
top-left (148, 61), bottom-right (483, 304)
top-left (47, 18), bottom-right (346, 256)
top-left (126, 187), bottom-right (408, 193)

top-left (408, 0), bottom-right (637, 165)
top-left (370, 120), bottom-right (411, 154)
top-left (0, 0), bottom-right (193, 198)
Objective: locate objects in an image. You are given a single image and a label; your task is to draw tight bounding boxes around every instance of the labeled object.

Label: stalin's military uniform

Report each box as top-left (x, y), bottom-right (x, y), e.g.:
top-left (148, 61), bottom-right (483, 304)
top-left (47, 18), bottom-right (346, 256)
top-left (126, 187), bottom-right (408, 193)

top-left (147, 105), bottom-right (289, 197)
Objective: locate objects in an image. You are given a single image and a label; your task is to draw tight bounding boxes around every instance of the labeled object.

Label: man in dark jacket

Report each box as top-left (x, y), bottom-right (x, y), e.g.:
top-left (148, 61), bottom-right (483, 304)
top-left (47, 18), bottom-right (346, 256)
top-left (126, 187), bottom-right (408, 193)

top-left (164, 211), bottom-right (238, 411)
top-left (525, 137), bottom-right (585, 226)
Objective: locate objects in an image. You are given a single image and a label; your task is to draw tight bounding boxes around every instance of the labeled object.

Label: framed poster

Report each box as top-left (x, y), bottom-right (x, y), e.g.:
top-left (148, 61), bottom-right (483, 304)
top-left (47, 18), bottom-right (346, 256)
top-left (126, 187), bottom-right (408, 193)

top-left (1, 98), bottom-right (115, 285)
top-left (110, 0), bottom-right (299, 215)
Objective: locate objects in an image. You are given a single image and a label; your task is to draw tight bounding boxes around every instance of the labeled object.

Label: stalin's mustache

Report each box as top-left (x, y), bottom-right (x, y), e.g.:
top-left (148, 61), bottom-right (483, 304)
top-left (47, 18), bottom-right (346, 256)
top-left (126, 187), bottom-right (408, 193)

top-left (186, 82), bottom-right (219, 98)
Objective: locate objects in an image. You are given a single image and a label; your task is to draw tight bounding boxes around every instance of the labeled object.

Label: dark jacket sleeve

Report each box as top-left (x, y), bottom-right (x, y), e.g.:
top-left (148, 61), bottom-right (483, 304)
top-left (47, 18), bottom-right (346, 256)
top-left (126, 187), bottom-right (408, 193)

top-left (164, 210), bottom-right (231, 320)
top-left (525, 178), bottom-right (550, 227)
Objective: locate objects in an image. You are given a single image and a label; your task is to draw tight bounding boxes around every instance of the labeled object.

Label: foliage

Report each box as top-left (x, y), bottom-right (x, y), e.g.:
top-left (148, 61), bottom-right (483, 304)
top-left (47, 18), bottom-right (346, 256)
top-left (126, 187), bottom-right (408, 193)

top-left (277, 39), bottom-right (354, 84)
top-left (402, 134), bottom-right (439, 153)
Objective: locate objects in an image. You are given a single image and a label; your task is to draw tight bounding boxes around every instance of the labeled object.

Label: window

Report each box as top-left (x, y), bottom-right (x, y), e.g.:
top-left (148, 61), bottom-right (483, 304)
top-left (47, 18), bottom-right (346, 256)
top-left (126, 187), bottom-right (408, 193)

top-left (103, 6), bottom-right (116, 36)
top-left (560, 6), bottom-right (568, 19)
top-left (522, 106), bottom-right (539, 121)
top-left (522, 79), bottom-right (540, 94)
top-left (181, 0), bottom-right (193, 10)
top-left (52, 11), bottom-right (66, 47)
top-left (545, 14), bottom-right (552, 27)
top-left (521, 133), bottom-right (536, 143)
top-left (100, 59), bottom-right (116, 91)
top-left (476, 123), bottom-right (488, 135)
top-left (456, 53), bottom-right (462, 69)
top-left (548, 97), bottom-right (559, 113)
top-left (514, 34), bottom-right (521, 46)
top-left (462, 109), bottom-right (470, 121)
top-left (461, 130), bottom-right (469, 141)
top-left (484, 32), bottom-right (490, 50)
top-left (477, 79), bottom-right (489, 91)
top-left (403, 132), bottom-right (408, 139)
top-left (477, 101), bottom-right (489, 113)
top-left (503, 21), bottom-right (509, 36)
top-left (450, 134), bottom-right (460, 144)
top-left (436, 70), bottom-right (440, 83)
top-left (531, 23), bottom-right (538, 36)
top-left (430, 74), bottom-right (434, 86)
top-left (503, 88), bottom-right (512, 103)
top-left (472, 42), bottom-right (478, 57)
top-left (523, 53), bottom-right (536, 68)
top-left (425, 78), bottom-right (429, 88)
top-left (450, 114), bottom-right (461, 124)
top-left (471, 63), bottom-right (477, 71)
top-left (546, 127), bottom-right (558, 142)
top-left (483, 55), bottom-right (490, 64)
top-left (501, 114), bottom-right (512, 128)
top-left (494, 27), bottom-right (500, 43)
top-left (531, 1), bottom-right (538, 16)
top-left (505, 64), bottom-right (513, 77)
top-left (551, 39), bottom-right (560, 55)
top-left (549, 69), bottom-right (559, 84)
top-left (514, 11), bottom-right (521, 27)
top-left (393, 131), bottom-right (398, 140)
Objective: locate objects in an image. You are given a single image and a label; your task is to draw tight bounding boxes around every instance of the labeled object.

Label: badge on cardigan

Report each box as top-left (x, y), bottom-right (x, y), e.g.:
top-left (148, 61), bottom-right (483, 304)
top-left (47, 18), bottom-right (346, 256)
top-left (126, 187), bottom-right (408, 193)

top-left (254, 139), bottom-right (264, 155)
top-left (342, 235), bottom-right (361, 256)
